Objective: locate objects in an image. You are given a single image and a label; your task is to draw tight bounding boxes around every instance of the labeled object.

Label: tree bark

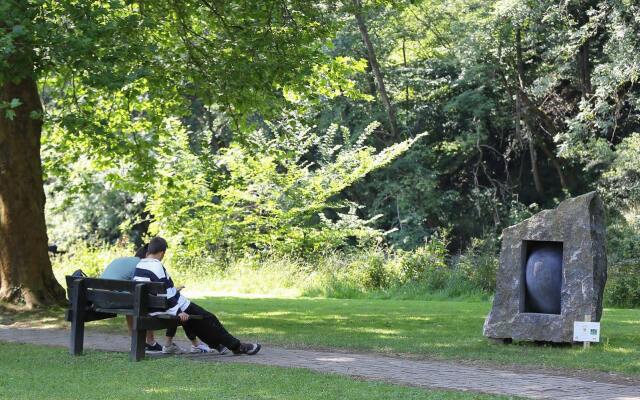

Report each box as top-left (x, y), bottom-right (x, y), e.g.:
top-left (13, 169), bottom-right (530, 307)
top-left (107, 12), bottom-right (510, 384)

top-left (577, 40), bottom-right (591, 97)
top-left (352, 0), bottom-right (399, 138)
top-left (540, 142), bottom-right (568, 190)
top-left (515, 26), bottom-right (544, 196)
top-left (402, 37), bottom-right (409, 102)
top-left (0, 76), bottom-right (66, 308)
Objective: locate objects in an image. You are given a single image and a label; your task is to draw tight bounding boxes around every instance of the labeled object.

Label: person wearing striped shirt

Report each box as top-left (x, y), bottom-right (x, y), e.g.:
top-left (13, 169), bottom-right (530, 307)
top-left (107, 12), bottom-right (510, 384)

top-left (133, 237), bottom-right (260, 355)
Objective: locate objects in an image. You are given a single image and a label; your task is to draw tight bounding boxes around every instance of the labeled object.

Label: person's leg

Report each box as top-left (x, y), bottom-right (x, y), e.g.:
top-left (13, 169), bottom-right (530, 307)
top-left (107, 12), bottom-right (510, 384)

top-left (125, 315), bottom-right (133, 335)
top-left (182, 323), bottom-right (198, 343)
top-left (162, 323), bottom-right (180, 352)
top-left (165, 323), bottom-right (178, 345)
top-left (183, 302), bottom-right (241, 351)
top-left (128, 315), bottom-right (156, 345)
top-left (146, 331), bottom-right (156, 345)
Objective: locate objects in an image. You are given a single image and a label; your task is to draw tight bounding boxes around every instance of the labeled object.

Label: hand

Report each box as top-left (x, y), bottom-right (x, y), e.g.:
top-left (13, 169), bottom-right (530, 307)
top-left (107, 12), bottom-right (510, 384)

top-left (176, 285), bottom-right (185, 291)
top-left (178, 312), bottom-right (189, 322)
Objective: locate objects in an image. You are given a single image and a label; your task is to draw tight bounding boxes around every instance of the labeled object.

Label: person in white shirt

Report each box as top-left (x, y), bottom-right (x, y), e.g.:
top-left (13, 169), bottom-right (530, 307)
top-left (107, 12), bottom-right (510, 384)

top-left (133, 237), bottom-right (260, 355)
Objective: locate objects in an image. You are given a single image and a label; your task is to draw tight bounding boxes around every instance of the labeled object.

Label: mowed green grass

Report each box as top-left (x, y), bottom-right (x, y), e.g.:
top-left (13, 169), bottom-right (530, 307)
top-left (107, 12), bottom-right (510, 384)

top-left (4, 297), bottom-right (640, 375)
top-left (0, 343), bottom-right (512, 400)
top-left (196, 297), bottom-right (640, 375)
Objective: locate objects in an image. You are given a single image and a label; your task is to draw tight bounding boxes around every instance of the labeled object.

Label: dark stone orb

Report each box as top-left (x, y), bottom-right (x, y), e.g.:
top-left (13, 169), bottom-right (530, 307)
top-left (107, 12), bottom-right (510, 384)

top-left (525, 244), bottom-right (563, 314)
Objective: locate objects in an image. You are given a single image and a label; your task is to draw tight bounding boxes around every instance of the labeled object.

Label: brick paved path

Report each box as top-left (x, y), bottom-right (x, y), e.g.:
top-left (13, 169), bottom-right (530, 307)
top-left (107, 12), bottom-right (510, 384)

top-left (1, 325), bottom-right (639, 400)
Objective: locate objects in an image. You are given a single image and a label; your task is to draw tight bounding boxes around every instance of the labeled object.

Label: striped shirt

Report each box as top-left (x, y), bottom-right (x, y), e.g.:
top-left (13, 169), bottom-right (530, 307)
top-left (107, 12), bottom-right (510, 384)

top-left (133, 258), bottom-right (190, 315)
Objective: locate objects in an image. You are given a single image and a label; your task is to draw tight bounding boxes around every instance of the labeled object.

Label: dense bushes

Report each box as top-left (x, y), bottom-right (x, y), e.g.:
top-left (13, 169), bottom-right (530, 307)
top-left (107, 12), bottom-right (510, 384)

top-left (604, 213), bottom-right (640, 307)
top-left (146, 117), bottom-right (425, 258)
top-left (51, 216), bottom-right (640, 308)
top-left (52, 230), bottom-right (496, 301)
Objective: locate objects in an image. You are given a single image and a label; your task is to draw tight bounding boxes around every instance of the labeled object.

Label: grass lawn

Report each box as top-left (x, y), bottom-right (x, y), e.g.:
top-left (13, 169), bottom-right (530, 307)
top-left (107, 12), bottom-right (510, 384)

top-left (3, 296), bottom-right (640, 375)
top-left (0, 343), bottom-right (513, 400)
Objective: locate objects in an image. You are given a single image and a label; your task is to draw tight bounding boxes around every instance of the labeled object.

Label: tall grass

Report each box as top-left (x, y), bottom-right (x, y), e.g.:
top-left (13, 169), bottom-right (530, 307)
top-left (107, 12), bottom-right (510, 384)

top-left (50, 238), bottom-right (494, 302)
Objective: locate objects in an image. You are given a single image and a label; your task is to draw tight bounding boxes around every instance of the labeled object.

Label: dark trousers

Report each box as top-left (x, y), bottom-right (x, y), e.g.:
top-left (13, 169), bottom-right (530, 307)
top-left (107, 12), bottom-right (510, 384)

top-left (165, 321), bottom-right (196, 341)
top-left (167, 302), bottom-right (240, 351)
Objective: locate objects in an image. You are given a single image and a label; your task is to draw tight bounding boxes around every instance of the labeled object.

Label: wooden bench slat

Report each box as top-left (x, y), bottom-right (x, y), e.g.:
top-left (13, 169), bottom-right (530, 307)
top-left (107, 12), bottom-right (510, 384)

top-left (86, 290), bottom-right (167, 309)
top-left (65, 276), bottom-right (167, 294)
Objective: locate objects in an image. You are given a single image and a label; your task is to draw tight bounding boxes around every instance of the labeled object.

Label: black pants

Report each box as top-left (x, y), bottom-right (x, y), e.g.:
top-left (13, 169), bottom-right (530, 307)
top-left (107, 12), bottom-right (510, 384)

top-left (166, 302), bottom-right (240, 351)
top-left (165, 321), bottom-right (197, 341)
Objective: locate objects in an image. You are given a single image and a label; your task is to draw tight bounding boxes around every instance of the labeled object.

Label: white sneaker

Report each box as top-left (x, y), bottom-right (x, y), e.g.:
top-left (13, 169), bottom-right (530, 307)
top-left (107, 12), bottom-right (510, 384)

top-left (190, 343), bottom-right (211, 353)
top-left (215, 344), bottom-right (230, 355)
top-left (162, 343), bottom-right (183, 354)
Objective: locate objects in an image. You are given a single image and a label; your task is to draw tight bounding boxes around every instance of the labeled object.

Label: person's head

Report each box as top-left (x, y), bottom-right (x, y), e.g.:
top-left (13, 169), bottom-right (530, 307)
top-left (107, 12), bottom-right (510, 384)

top-left (146, 237), bottom-right (168, 260)
top-left (134, 244), bottom-right (148, 259)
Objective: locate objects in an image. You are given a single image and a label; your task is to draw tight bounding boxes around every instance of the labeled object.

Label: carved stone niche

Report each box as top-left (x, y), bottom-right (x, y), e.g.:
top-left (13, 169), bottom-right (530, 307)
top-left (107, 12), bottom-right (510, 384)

top-left (483, 192), bottom-right (607, 343)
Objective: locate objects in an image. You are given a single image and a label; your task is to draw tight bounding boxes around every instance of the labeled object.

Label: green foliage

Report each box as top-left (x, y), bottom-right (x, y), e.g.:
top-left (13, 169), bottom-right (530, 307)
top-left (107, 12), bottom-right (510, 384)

top-left (604, 211), bottom-right (640, 307)
top-left (50, 242), bottom-right (130, 279)
top-left (11, 0), bottom-right (640, 306)
top-left (399, 231), bottom-right (449, 288)
top-left (454, 235), bottom-right (499, 293)
top-left (599, 133), bottom-right (640, 209)
top-left (606, 261), bottom-right (640, 309)
top-left (147, 114), bottom-right (424, 257)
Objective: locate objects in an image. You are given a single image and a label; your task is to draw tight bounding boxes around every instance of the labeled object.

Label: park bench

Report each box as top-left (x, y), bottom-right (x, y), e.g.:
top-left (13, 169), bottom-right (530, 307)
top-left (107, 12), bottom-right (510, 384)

top-left (65, 275), bottom-right (201, 361)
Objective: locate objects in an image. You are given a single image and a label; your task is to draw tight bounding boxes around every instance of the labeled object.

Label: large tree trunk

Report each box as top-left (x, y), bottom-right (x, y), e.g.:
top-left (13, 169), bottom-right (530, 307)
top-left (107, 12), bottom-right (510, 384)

top-left (0, 76), bottom-right (66, 308)
top-left (352, 0), bottom-right (399, 138)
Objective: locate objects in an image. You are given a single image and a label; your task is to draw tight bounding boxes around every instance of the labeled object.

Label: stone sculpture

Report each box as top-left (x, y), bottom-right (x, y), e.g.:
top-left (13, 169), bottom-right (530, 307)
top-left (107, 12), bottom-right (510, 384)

top-left (483, 191), bottom-right (607, 343)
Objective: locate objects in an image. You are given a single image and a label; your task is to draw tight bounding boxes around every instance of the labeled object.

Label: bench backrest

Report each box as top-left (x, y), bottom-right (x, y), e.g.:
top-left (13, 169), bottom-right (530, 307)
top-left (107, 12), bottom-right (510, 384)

top-left (65, 276), bottom-right (169, 310)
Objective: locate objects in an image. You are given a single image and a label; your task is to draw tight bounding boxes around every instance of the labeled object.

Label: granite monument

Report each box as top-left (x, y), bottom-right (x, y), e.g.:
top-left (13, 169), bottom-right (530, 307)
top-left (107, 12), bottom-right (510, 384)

top-left (483, 191), bottom-right (607, 343)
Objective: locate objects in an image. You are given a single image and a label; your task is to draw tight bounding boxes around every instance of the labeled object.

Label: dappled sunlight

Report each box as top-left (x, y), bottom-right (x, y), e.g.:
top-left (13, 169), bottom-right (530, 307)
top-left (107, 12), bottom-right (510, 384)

top-left (404, 316), bottom-right (433, 322)
top-left (335, 327), bottom-right (401, 335)
top-left (237, 326), bottom-right (288, 335)
top-left (604, 347), bottom-right (637, 354)
top-left (253, 311), bottom-right (301, 317)
top-left (3, 319), bottom-right (67, 330)
top-left (615, 320), bottom-right (640, 325)
top-left (0, 308), bottom-right (68, 330)
top-left (184, 287), bottom-right (302, 299)
top-left (427, 342), bottom-right (463, 349)
top-left (142, 387), bottom-right (174, 394)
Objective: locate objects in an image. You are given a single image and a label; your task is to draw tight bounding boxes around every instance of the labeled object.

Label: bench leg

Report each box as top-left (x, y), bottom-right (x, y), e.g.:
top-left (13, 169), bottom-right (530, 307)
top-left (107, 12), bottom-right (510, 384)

top-left (70, 312), bottom-right (85, 356)
top-left (130, 328), bottom-right (146, 362)
top-left (70, 280), bottom-right (87, 356)
top-left (130, 283), bottom-right (149, 362)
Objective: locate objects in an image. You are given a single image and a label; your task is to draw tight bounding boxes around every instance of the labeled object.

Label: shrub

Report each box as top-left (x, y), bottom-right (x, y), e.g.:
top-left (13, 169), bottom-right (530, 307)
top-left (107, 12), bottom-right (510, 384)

top-left (147, 116), bottom-right (425, 259)
top-left (604, 211), bottom-right (640, 307)
top-left (399, 231), bottom-right (449, 290)
top-left (454, 235), bottom-right (499, 293)
top-left (606, 261), bottom-right (640, 308)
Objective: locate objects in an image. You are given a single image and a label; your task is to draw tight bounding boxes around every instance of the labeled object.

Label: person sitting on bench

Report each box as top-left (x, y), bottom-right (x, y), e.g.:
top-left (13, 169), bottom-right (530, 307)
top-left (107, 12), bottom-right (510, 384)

top-left (101, 245), bottom-right (162, 352)
top-left (102, 245), bottom-right (218, 354)
top-left (133, 236), bottom-right (261, 355)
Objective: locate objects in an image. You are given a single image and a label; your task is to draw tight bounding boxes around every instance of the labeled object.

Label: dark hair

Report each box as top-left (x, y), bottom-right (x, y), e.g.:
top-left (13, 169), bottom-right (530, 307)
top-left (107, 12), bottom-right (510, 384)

top-left (147, 237), bottom-right (168, 255)
top-left (134, 244), bottom-right (149, 258)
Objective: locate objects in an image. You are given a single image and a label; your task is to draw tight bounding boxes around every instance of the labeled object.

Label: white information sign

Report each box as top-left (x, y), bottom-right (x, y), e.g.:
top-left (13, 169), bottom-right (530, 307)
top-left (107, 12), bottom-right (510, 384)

top-left (573, 321), bottom-right (600, 342)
